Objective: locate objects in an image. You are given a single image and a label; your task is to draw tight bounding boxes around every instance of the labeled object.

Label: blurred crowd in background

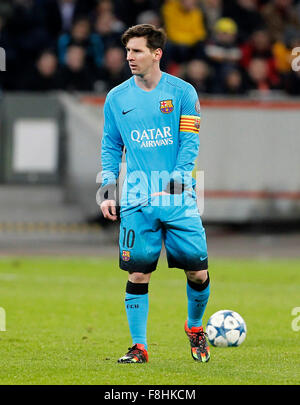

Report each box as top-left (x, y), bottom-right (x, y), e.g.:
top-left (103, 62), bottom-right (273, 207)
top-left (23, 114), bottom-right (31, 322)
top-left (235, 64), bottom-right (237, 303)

top-left (0, 0), bottom-right (300, 96)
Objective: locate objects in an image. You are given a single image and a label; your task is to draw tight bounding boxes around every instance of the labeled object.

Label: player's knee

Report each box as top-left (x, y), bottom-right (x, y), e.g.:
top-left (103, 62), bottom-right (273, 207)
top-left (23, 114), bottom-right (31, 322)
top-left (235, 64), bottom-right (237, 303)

top-left (128, 272), bottom-right (151, 284)
top-left (186, 269), bottom-right (208, 284)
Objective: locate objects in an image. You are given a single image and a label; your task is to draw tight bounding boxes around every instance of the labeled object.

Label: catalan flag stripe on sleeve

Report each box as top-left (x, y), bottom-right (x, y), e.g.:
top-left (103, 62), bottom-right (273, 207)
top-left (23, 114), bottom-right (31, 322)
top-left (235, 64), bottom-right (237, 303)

top-left (179, 115), bottom-right (201, 134)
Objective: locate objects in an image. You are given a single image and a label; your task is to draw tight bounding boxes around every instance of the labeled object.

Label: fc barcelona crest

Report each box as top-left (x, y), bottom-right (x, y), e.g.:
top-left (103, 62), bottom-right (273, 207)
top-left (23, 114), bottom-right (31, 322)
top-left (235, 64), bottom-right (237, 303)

top-left (160, 99), bottom-right (174, 114)
top-left (194, 117), bottom-right (201, 130)
top-left (122, 250), bottom-right (131, 262)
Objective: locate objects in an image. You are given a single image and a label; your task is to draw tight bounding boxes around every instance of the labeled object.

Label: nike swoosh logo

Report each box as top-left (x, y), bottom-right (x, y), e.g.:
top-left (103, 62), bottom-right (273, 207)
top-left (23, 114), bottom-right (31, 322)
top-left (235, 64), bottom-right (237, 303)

top-left (122, 108), bottom-right (135, 115)
top-left (125, 297), bottom-right (137, 302)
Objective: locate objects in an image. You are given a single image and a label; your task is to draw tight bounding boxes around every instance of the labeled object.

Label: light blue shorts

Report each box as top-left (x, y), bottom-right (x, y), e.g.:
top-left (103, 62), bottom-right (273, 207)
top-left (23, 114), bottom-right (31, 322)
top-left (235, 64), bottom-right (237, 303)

top-left (119, 193), bottom-right (208, 273)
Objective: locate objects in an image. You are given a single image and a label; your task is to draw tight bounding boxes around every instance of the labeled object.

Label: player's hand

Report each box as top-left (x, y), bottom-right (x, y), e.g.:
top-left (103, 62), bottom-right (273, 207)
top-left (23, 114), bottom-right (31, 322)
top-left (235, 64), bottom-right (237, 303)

top-left (100, 200), bottom-right (118, 221)
top-left (151, 191), bottom-right (170, 197)
top-left (151, 181), bottom-right (186, 197)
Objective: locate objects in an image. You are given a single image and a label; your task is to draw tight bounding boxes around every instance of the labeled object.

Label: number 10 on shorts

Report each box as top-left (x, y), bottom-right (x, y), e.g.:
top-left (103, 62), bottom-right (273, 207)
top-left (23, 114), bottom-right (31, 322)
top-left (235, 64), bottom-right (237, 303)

top-left (122, 228), bottom-right (135, 249)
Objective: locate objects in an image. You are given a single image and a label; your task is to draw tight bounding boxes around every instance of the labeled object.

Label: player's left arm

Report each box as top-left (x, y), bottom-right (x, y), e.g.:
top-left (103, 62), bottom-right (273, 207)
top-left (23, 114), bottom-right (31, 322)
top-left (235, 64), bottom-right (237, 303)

top-left (165, 84), bottom-right (201, 194)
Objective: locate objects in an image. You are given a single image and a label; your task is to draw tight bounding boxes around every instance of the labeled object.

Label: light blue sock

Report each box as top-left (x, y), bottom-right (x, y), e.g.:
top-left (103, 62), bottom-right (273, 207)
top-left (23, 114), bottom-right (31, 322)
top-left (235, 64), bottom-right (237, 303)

top-left (125, 292), bottom-right (149, 350)
top-left (187, 277), bottom-right (210, 329)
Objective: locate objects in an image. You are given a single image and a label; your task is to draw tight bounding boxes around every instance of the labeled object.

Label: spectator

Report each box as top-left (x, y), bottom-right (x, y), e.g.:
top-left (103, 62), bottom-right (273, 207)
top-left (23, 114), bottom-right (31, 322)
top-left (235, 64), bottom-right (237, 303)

top-left (59, 45), bottom-right (94, 91)
top-left (205, 17), bottom-right (242, 90)
top-left (245, 57), bottom-right (281, 93)
top-left (162, 0), bottom-right (207, 64)
top-left (261, 0), bottom-right (300, 43)
top-left (1, 0), bottom-right (298, 95)
top-left (240, 29), bottom-right (279, 83)
top-left (41, 0), bottom-right (97, 39)
top-left (200, 0), bottom-right (224, 36)
top-left (58, 16), bottom-right (104, 70)
top-left (92, 0), bottom-right (125, 32)
top-left (42, 0), bottom-right (78, 38)
top-left (114, 0), bottom-right (159, 28)
top-left (272, 28), bottom-right (300, 74)
top-left (137, 10), bottom-right (161, 28)
top-left (221, 68), bottom-right (248, 95)
top-left (223, 0), bottom-right (265, 43)
top-left (94, 10), bottom-right (123, 50)
top-left (94, 46), bottom-right (130, 92)
top-left (19, 50), bottom-right (63, 91)
top-left (4, 0), bottom-right (51, 73)
top-left (182, 59), bottom-right (213, 94)
top-left (95, 0), bottom-right (115, 15)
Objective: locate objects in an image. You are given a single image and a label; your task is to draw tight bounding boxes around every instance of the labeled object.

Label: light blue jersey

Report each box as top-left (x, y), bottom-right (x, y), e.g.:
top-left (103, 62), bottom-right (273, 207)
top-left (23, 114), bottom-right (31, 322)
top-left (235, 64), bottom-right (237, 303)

top-left (101, 72), bottom-right (201, 217)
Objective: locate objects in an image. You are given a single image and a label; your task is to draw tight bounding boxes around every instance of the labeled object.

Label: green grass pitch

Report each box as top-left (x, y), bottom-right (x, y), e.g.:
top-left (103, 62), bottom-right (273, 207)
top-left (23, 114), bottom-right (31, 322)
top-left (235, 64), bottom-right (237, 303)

top-left (0, 256), bottom-right (299, 385)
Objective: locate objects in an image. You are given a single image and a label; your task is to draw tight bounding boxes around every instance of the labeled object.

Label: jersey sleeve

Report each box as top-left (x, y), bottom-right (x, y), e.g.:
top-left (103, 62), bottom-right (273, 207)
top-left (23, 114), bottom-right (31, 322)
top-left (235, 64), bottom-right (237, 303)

top-left (172, 84), bottom-right (201, 187)
top-left (100, 97), bottom-right (124, 188)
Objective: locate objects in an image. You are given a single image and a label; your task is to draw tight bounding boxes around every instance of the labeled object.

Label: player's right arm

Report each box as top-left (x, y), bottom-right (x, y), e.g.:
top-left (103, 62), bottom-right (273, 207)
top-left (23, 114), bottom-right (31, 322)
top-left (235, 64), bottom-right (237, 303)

top-left (99, 96), bottom-right (124, 221)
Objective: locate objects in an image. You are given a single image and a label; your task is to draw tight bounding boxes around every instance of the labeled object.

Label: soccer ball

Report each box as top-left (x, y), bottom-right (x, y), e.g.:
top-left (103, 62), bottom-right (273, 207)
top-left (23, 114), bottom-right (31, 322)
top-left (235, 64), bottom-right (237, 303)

top-left (206, 310), bottom-right (247, 347)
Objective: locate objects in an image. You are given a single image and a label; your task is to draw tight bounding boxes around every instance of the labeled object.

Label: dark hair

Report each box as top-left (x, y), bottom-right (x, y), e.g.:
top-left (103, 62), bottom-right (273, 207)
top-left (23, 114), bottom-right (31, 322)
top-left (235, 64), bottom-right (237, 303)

top-left (72, 15), bottom-right (90, 26)
top-left (37, 49), bottom-right (57, 60)
top-left (121, 24), bottom-right (167, 51)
